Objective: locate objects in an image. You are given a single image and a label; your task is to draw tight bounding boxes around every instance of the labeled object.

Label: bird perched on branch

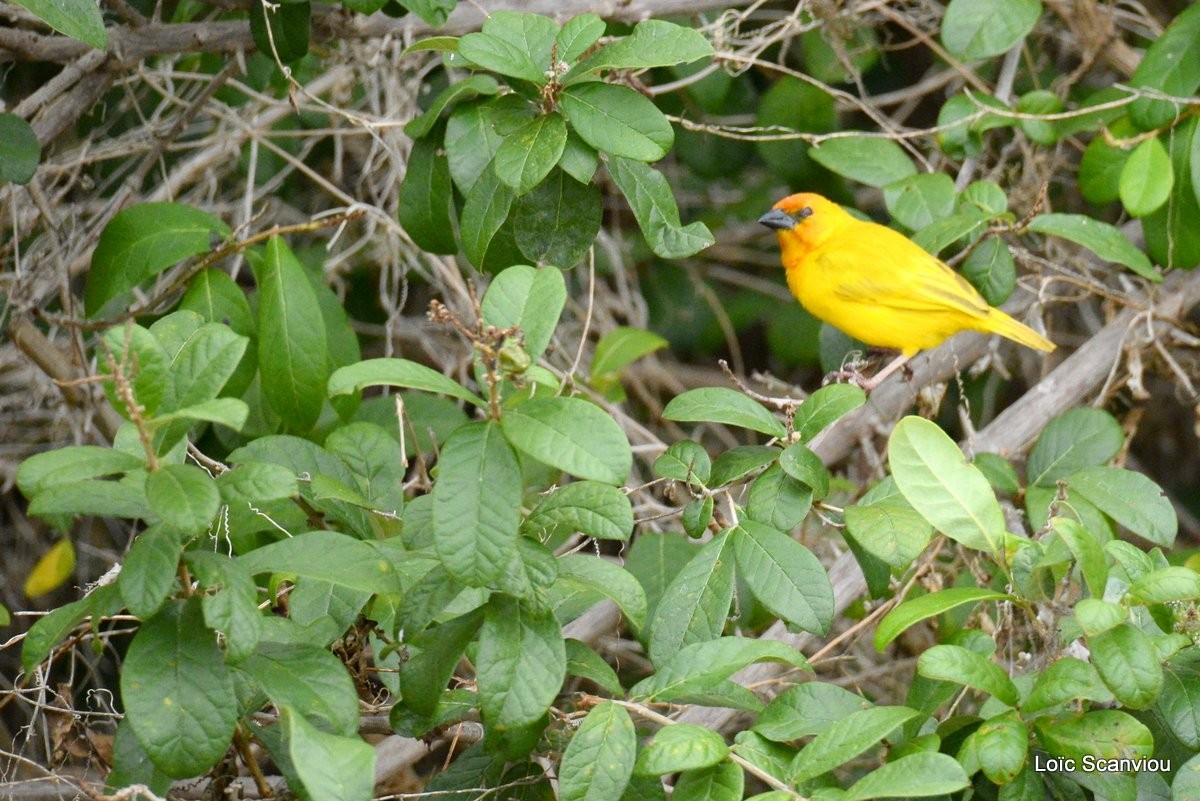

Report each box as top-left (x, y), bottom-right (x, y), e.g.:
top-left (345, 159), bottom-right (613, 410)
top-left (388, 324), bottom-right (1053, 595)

top-left (759, 192), bottom-right (1054, 390)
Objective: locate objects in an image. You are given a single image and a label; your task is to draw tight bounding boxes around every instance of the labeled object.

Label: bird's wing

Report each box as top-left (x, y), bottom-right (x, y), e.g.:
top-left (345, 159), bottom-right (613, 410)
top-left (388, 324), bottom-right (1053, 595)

top-left (814, 233), bottom-right (991, 318)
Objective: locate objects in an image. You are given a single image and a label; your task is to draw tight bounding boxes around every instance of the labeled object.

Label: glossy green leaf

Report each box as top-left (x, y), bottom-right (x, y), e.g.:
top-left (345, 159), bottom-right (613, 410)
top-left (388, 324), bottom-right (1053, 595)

top-left (329, 357), bottom-right (485, 408)
top-left (940, 0), bottom-right (1042, 60)
top-left (844, 752), bottom-right (969, 801)
top-left (1073, 598), bottom-right (1126, 636)
top-left (745, 464), bottom-right (812, 533)
top-left (1027, 407), bottom-right (1123, 487)
top-left (397, 135), bottom-right (458, 254)
top-left (917, 644), bottom-right (1019, 706)
top-left (556, 555), bottom-right (648, 630)
top-left (1022, 656), bottom-right (1112, 713)
top-left (779, 441), bottom-right (829, 499)
top-left (183, 551), bottom-right (262, 663)
top-left (1033, 710), bottom-right (1153, 763)
top-left (793, 384), bottom-right (866, 441)
top-left (10, 0), bottom-right (106, 48)
top-left (592, 327), bottom-right (668, 378)
top-left (646, 531), bottom-right (734, 664)
top-left (399, 610), bottom-right (483, 717)
top-left (513, 168), bottom-right (602, 268)
top-left (405, 75), bottom-right (498, 139)
top-left (446, 100), bottom-right (506, 193)
top-left (119, 524), bottom-right (184, 619)
top-left (460, 166), bottom-right (515, 269)
top-left (606, 156), bottom-right (714, 258)
top-left (432, 422), bottom-right (522, 585)
top-left (501, 396), bottom-right (631, 484)
top-left (809, 135), bottom-right (917, 187)
top-left (874, 587), bottom-right (1009, 650)
top-left (1088, 623), bottom-right (1163, 709)
top-left (28, 477), bottom-right (149, 520)
top-left (494, 113), bottom-right (568, 195)
top-left (1050, 517), bottom-right (1107, 599)
top-left (238, 530), bottom-right (402, 594)
top-left (558, 701), bottom-right (636, 801)
top-left (792, 706), bottom-right (920, 781)
top-left (911, 206), bottom-right (991, 255)
top-left (17, 446), bottom-right (144, 498)
top-left (635, 725), bottom-right (727, 776)
top-left (1119, 136), bottom-right (1174, 217)
top-left (1144, 116), bottom-right (1200, 270)
top-left (709, 446), bottom-right (780, 487)
top-left (883, 173), bottom-right (956, 231)
top-left (652, 440), bottom-right (711, 485)
top-left (1066, 465), bottom-right (1177, 546)
top-left (663, 387), bottom-right (785, 439)
top-left (1158, 650), bottom-right (1200, 750)
top-left (1079, 135), bottom-right (1129, 205)
top-left (556, 13), bottom-right (605, 63)
top-left (560, 83), bottom-right (673, 162)
top-left (1026, 212), bottom-right (1158, 281)
top-left (279, 705), bottom-right (374, 801)
top-left (961, 236), bottom-right (1016, 306)
top-left (570, 19), bottom-right (712, 76)
top-left (477, 594), bottom-right (566, 729)
top-left (732, 520), bottom-right (832, 635)
top-left (634, 636), bottom-right (809, 702)
top-left (0, 113), bottom-right (41, 184)
top-left (755, 682), bottom-right (868, 742)
top-left (1128, 566), bottom-right (1200, 605)
top-left (1128, 4), bottom-right (1200, 130)
top-left (673, 761), bottom-right (742, 801)
top-left (524, 481), bottom-right (633, 541)
top-left (844, 495), bottom-right (932, 569)
top-left (888, 416), bottom-right (1005, 555)
top-left (238, 643), bottom-right (359, 736)
top-left (121, 600), bottom-right (237, 778)
top-left (145, 464), bottom-right (220, 535)
top-left (1016, 89), bottom-right (1062, 145)
top-left (481, 264), bottom-right (566, 361)
top-left (253, 238), bottom-right (328, 433)
top-left (459, 30), bottom-right (546, 83)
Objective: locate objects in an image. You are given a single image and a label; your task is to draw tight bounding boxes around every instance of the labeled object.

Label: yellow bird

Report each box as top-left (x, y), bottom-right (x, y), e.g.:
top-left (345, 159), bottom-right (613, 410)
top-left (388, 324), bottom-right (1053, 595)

top-left (759, 192), bottom-right (1054, 390)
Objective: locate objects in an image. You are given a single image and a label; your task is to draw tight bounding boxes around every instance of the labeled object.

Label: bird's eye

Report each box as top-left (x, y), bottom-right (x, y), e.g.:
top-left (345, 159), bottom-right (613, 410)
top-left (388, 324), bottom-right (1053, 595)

top-left (797, 207), bottom-right (814, 220)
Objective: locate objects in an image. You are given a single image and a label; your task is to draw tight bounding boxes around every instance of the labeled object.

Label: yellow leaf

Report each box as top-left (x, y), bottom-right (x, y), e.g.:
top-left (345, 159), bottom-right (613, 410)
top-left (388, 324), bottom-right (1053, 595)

top-left (25, 539), bottom-right (76, 598)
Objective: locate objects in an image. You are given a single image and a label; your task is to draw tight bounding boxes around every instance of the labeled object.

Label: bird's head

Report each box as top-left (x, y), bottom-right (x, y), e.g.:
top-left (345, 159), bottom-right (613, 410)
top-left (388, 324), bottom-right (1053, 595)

top-left (758, 193), bottom-right (848, 254)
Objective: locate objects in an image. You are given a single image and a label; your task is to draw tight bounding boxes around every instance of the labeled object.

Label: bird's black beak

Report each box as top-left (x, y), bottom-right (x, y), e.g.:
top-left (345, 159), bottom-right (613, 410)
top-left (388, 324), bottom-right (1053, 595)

top-left (758, 209), bottom-right (798, 231)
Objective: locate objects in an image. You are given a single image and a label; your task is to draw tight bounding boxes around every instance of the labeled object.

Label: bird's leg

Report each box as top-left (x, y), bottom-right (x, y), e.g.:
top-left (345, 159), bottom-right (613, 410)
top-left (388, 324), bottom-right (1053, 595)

top-left (859, 352), bottom-right (913, 392)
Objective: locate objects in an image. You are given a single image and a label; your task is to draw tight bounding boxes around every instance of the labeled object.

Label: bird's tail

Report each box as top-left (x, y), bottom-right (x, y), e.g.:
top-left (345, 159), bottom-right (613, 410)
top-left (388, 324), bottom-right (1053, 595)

top-left (981, 309), bottom-right (1055, 352)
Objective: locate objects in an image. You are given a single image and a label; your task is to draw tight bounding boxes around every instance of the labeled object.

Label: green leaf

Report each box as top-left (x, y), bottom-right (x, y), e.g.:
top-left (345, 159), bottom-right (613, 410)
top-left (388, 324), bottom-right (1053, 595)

top-left (663, 388), bottom-right (785, 439)
top-left (432, 422), bottom-right (521, 585)
top-left (446, 100), bottom-right (507, 193)
top-left (1079, 135), bottom-right (1130, 205)
top-left (633, 637), bottom-right (809, 702)
top-left (793, 384), bottom-right (866, 441)
top-left (883, 173), bottom-right (956, 231)
top-left (888, 416), bottom-right (1005, 555)
top-left (646, 532), bottom-right (734, 664)
top-left (106, 719), bottom-right (171, 797)
top-left (672, 762), bottom-right (742, 801)
top-left (1066, 465), bottom-right (1177, 546)
top-left (1026, 213), bottom-right (1158, 282)
top-left (1144, 116), bottom-right (1200, 270)
top-left (481, 264), bottom-right (566, 361)
top-left (183, 552), bottom-right (262, 662)
top-left (559, 701), bottom-right (636, 801)
top-left (874, 587), bottom-right (1009, 650)
top-left (22, 584), bottom-right (122, 671)
top-left (635, 725), bottom-right (727, 776)
top-left (844, 496), bottom-right (932, 569)
top-left (1015, 89), bottom-right (1063, 145)
top-left (397, 135), bottom-right (458, 254)
top-left (513, 168), bottom-right (602, 268)
top-left (969, 711), bottom-right (1028, 785)
top-left (399, 34), bottom-right (458, 56)
top-left (1119, 135), bottom-right (1174, 217)
top-left (217, 461), bottom-right (299, 504)
top-left (961, 236), bottom-right (1016, 306)
top-left (280, 705), bottom-right (375, 801)
top-left (118, 525), bottom-right (184, 618)
top-left (501, 396), bottom-right (632, 485)
top-left (570, 19), bottom-right (712, 75)
top-left (1021, 656), bottom-right (1112, 713)
top-left (560, 83), bottom-right (673, 162)
top-left (911, 207), bottom-right (991, 255)
top-left (556, 13), bottom-right (605, 62)
top-left (145, 465), bottom-right (220, 535)
top-left (100, 324), bottom-right (173, 419)
top-left (1129, 4), bottom-right (1200, 130)
top-left (461, 166), bottom-right (516, 269)
top-left (494, 113), bottom-right (568, 195)
top-left (1127, 566), bottom-right (1200, 605)
top-left (755, 682), bottom-right (868, 742)
top-left (1033, 710), bottom-right (1153, 763)
top-left (1174, 753), bottom-right (1200, 801)
top-left (606, 156), bottom-right (714, 258)
top-left (1087, 623), bottom-right (1164, 709)
top-left (17, 446), bottom-right (144, 497)
top-left (459, 30), bottom-right (546, 84)
top-left (1051, 517), bottom-right (1107, 599)
top-left (405, 75), bottom-right (498, 139)
top-left (525, 482), bottom-right (634, 542)
top-left (754, 77), bottom-right (837, 184)
top-left (28, 477), bottom-right (149, 520)
top-left (779, 441), bottom-right (829, 499)
top-left (400, 610), bottom-right (483, 718)
top-left (145, 398), bottom-right (248, 432)
top-left (252, 238), bottom-right (329, 433)
top-left (1073, 598), bottom-right (1126, 636)
top-left (940, 0), bottom-right (1042, 60)
top-left (844, 752), bottom-right (969, 801)
top-left (1158, 650), bottom-right (1200, 750)
top-left (565, 639), bottom-right (624, 696)
top-left (809, 135), bottom-right (917, 187)
top-left (792, 706), bottom-right (920, 781)
top-left (397, 0), bottom-right (454, 26)
top-left (917, 644), bottom-right (1019, 706)
top-left (0, 113), bottom-right (41, 184)
top-left (238, 530), bottom-right (402, 594)
top-left (745, 464), bottom-right (812, 533)
top-left (169, 323), bottom-right (250, 409)
top-left (238, 643), bottom-right (359, 736)
top-left (477, 594), bottom-right (566, 729)
top-left (557, 555), bottom-right (648, 631)
top-left (960, 180), bottom-right (1008, 215)
top-left (709, 446), bottom-right (779, 488)
top-left (652, 441), bottom-right (711, 485)
top-left (1027, 407), bottom-right (1123, 487)
top-left (10, 0), bottom-right (106, 49)
top-left (592, 327), bottom-right (668, 378)
top-left (249, 0), bottom-right (309, 62)
top-left (121, 600), bottom-right (237, 778)
top-left (732, 520), bottom-right (832, 634)
top-left (328, 358), bottom-right (485, 408)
